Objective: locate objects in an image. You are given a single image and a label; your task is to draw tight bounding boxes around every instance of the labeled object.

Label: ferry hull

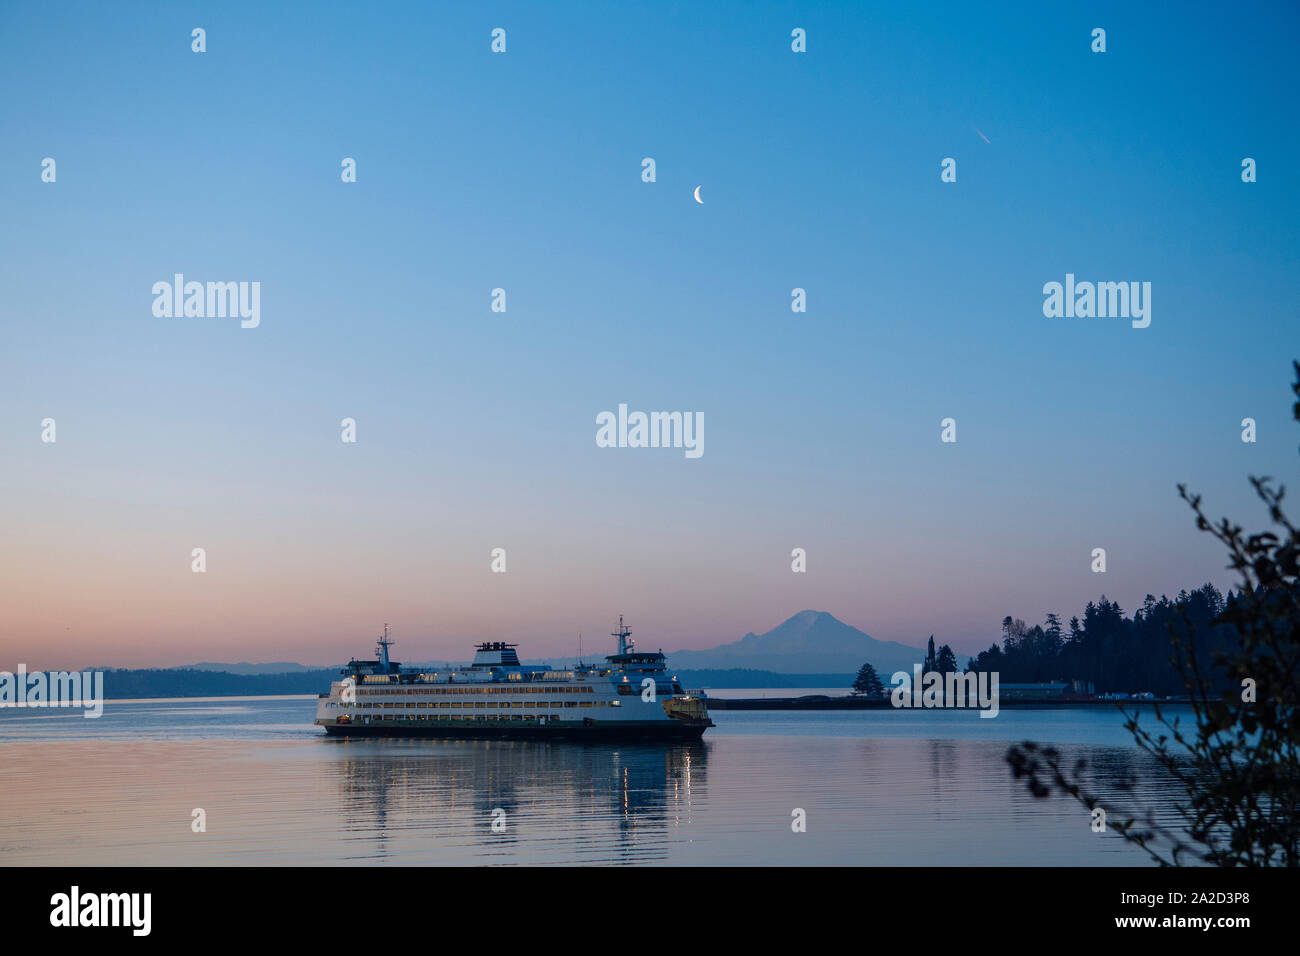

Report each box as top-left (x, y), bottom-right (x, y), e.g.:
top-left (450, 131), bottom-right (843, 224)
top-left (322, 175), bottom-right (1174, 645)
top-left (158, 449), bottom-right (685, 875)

top-left (318, 720), bottom-right (711, 741)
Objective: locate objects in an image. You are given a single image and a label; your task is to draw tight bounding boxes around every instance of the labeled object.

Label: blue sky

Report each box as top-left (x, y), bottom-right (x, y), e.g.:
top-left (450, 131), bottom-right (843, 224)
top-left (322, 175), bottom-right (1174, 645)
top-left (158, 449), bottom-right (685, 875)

top-left (2, 1), bottom-right (1298, 667)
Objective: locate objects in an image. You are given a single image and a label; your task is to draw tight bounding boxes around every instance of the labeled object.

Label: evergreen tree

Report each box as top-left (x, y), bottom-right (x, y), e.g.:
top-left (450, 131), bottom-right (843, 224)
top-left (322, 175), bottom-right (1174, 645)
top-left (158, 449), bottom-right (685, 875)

top-left (851, 662), bottom-right (884, 696)
top-left (1042, 613), bottom-right (1064, 661)
top-left (967, 643), bottom-right (1003, 674)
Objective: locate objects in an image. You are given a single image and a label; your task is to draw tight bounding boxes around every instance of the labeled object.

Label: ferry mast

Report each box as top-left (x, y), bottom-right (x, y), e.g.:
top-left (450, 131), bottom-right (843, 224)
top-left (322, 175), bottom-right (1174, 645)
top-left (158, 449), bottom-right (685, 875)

top-left (611, 615), bottom-right (634, 656)
top-left (376, 623), bottom-right (396, 673)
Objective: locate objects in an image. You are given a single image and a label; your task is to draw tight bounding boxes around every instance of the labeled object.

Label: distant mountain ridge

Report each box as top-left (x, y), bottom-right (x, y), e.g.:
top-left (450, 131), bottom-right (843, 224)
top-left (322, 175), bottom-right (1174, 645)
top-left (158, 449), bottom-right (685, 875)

top-left (93, 664), bottom-right (852, 698)
top-left (189, 661), bottom-right (319, 675)
top-left (669, 610), bottom-right (925, 675)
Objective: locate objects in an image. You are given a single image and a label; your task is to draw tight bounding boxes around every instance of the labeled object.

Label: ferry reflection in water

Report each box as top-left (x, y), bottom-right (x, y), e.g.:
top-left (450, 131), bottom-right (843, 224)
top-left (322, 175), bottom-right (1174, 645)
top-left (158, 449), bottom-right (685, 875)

top-left (324, 736), bottom-right (708, 864)
top-left (0, 698), bottom-right (1182, 866)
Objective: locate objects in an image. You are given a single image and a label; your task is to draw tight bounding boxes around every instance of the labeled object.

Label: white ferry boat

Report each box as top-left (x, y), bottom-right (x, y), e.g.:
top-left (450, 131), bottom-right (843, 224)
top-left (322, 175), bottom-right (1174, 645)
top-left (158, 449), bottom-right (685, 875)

top-left (315, 618), bottom-right (714, 740)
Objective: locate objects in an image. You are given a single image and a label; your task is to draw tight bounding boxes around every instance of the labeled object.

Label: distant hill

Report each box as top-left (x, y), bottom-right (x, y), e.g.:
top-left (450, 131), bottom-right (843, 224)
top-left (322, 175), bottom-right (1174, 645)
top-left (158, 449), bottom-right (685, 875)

top-left (669, 610), bottom-right (925, 675)
top-left (188, 661), bottom-right (322, 675)
top-left (91, 665), bottom-right (852, 699)
top-left (675, 669), bottom-right (855, 689)
top-left (88, 614), bottom-right (922, 698)
top-left (102, 668), bottom-right (338, 699)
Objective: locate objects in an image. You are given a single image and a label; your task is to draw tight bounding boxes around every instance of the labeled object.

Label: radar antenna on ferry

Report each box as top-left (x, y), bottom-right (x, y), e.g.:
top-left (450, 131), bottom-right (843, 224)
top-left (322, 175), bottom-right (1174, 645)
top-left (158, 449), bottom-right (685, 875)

top-left (376, 622), bottom-right (396, 672)
top-left (611, 615), bottom-right (634, 655)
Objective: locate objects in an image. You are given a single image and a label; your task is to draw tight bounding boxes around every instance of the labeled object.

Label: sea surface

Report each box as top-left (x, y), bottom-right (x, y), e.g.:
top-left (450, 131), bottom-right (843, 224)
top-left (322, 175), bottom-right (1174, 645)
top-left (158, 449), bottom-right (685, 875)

top-left (0, 693), bottom-right (1192, 866)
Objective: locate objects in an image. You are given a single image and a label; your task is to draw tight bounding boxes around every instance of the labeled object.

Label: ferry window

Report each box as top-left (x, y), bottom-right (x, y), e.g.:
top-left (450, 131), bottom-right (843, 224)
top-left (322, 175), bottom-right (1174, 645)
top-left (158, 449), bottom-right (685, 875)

top-left (579, 702), bottom-right (592, 708)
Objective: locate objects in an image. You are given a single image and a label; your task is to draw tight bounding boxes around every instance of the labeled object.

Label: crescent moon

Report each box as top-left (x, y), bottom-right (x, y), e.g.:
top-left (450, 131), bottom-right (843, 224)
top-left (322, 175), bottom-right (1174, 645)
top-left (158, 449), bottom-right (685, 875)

top-left (693, 185), bottom-right (703, 204)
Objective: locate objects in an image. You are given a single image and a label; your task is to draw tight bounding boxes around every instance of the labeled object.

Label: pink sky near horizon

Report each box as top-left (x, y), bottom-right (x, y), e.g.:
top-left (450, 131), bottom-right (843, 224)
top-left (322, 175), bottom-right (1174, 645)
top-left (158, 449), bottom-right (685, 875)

top-left (0, 420), bottom-right (1251, 672)
top-left (2, 516), bottom-right (1239, 670)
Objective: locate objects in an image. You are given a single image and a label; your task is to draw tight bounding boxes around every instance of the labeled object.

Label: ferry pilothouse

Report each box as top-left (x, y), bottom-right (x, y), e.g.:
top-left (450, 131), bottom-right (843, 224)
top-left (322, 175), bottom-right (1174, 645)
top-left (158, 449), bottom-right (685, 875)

top-left (315, 618), bottom-right (714, 740)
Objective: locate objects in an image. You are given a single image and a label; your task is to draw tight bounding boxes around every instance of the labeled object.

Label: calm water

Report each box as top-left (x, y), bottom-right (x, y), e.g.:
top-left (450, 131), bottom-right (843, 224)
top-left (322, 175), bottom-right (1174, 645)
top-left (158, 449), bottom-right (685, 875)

top-left (0, 695), bottom-right (1190, 865)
